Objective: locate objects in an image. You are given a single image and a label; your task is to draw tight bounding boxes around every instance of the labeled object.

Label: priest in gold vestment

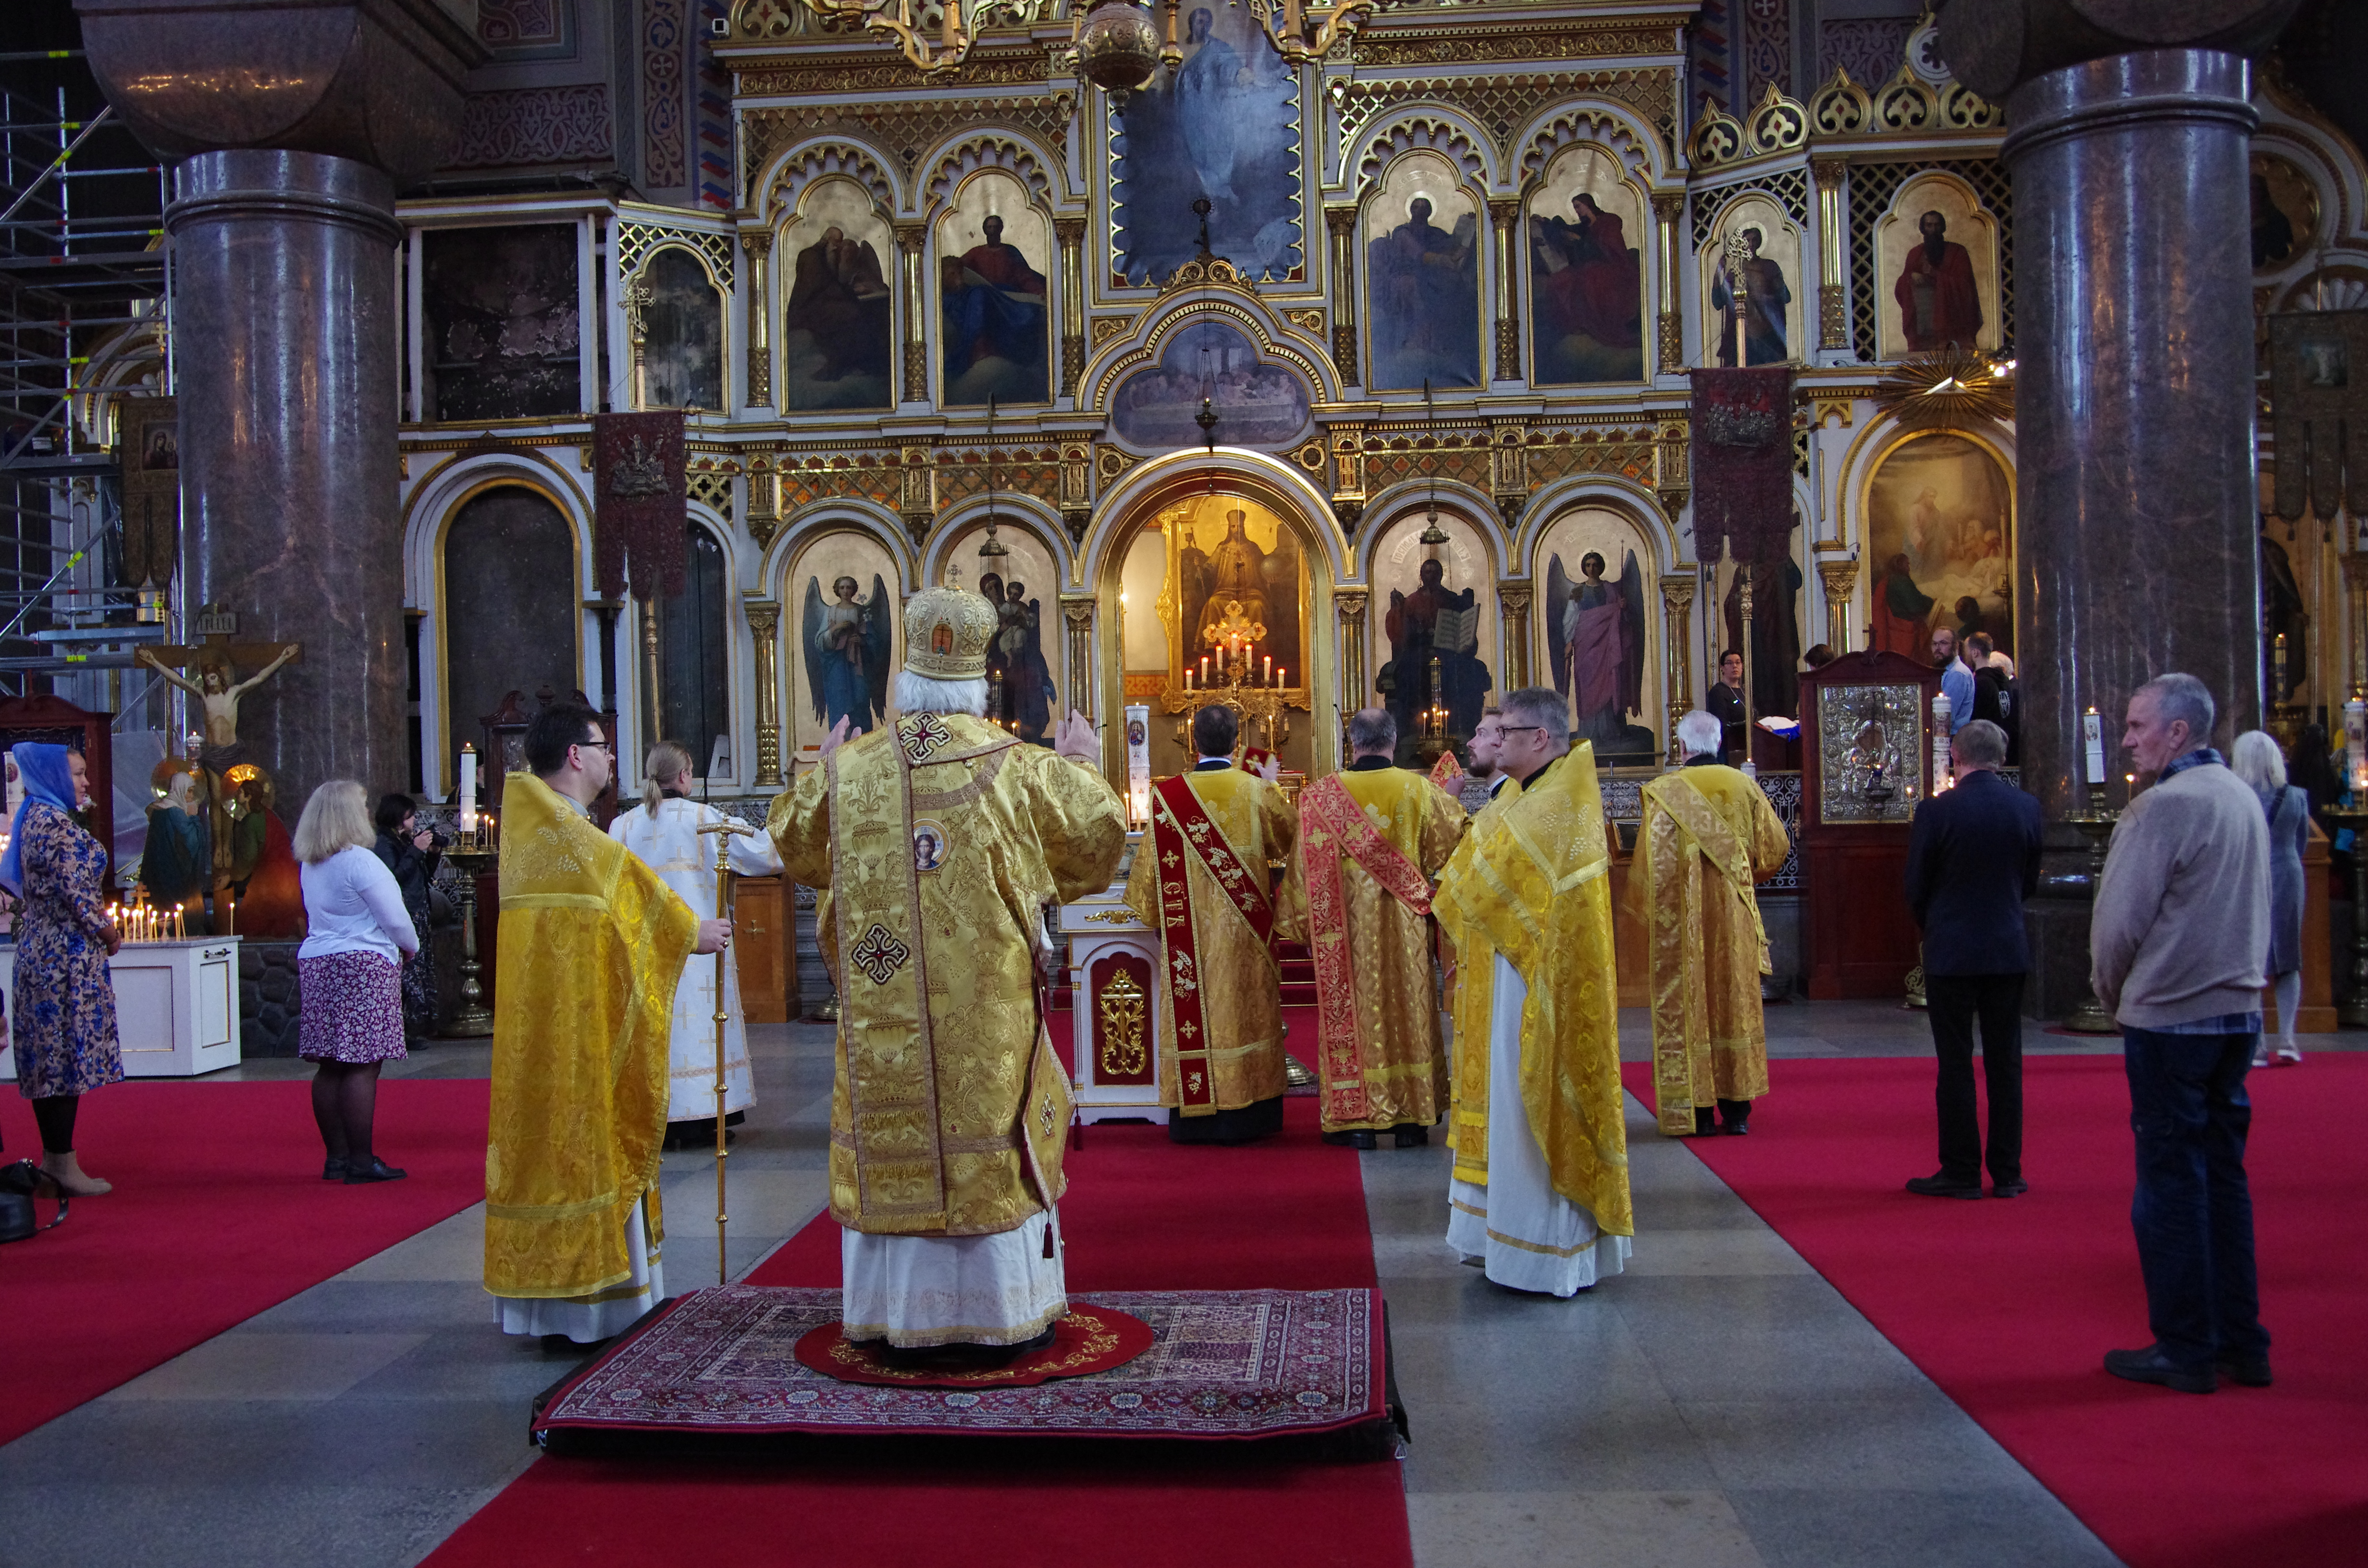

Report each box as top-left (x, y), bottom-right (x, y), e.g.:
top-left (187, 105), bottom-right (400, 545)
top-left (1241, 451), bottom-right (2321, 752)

top-left (1287, 707), bottom-right (1465, 1150)
top-left (770, 581), bottom-right (1125, 1354)
top-left (1122, 703), bottom-right (1305, 1144)
top-left (485, 702), bottom-right (730, 1344)
top-left (1434, 687), bottom-right (1631, 1295)
top-left (1636, 709), bottom-right (1792, 1138)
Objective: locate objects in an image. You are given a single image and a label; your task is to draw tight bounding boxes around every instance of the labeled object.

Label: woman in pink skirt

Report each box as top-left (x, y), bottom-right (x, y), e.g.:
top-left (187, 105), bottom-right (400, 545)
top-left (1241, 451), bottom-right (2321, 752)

top-left (293, 780), bottom-right (419, 1184)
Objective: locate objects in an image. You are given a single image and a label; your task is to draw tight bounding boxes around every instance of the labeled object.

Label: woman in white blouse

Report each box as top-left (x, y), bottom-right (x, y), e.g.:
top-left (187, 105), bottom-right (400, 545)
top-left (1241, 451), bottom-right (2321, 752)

top-left (293, 780), bottom-right (420, 1184)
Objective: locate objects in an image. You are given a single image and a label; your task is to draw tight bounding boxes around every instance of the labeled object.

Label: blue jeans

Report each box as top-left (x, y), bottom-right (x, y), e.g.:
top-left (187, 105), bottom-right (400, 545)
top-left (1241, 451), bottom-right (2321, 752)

top-left (2122, 1028), bottom-right (2270, 1371)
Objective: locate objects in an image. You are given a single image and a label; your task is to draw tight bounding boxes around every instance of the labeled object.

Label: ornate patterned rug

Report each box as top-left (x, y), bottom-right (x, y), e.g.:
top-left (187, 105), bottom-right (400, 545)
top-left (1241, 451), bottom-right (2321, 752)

top-left (533, 1285), bottom-right (1387, 1442)
top-left (794, 1301), bottom-right (1155, 1388)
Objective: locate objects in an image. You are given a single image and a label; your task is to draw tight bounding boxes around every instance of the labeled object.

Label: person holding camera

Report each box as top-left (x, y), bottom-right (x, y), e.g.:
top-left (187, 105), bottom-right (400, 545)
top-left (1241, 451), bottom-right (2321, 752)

top-left (373, 793), bottom-right (442, 1046)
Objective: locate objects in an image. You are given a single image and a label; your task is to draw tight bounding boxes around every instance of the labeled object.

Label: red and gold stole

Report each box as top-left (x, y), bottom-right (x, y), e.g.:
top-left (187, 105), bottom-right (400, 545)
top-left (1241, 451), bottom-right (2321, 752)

top-left (1150, 773), bottom-right (1274, 1113)
top-left (1428, 749), bottom-right (1464, 793)
top-left (1298, 773), bottom-right (1435, 1127)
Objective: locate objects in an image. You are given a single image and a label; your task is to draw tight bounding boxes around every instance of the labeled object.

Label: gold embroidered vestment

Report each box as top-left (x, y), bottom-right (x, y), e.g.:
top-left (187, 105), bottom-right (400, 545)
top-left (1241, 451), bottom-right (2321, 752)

top-left (1433, 747), bottom-right (1631, 1237)
top-left (770, 713), bottom-right (1126, 1237)
top-left (1122, 767), bottom-right (1305, 1113)
top-left (484, 772), bottom-right (701, 1300)
top-left (1634, 764), bottom-right (1791, 1134)
top-left (1286, 767), bottom-right (1467, 1132)
top-left (1441, 774), bottom-right (1519, 1185)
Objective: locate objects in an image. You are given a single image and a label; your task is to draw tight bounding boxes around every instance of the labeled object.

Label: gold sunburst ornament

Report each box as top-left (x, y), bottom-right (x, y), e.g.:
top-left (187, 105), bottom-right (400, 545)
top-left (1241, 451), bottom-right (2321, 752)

top-left (1874, 346), bottom-right (2015, 429)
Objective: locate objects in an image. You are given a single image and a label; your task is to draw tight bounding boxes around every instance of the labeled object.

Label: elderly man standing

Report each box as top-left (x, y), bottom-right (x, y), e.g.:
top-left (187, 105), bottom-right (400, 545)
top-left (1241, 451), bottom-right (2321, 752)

top-left (1123, 703), bottom-right (1304, 1144)
top-left (1434, 687), bottom-right (1629, 1295)
top-left (1903, 718), bottom-right (2043, 1199)
top-left (1636, 708), bottom-right (1792, 1138)
top-left (2092, 673), bottom-right (2272, 1395)
top-left (770, 581), bottom-right (1125, 1360)
top-left (1288, 707), bottom-right (1466, 1150)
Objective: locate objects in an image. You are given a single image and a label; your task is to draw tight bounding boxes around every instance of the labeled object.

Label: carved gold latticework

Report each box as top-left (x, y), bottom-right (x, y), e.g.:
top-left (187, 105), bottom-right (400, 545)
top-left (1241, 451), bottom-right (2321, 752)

top-left (742, 94), bottom-right (1075, 182)
top-left (1333, 68), bottom-right (1677, 167)
top-left (1098, 969), bottom-right (1147, 1078)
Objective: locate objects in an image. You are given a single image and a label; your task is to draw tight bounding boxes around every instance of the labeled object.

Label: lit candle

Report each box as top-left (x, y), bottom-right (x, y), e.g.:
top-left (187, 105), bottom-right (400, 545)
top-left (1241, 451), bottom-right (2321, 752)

top-left (1263, 655), bottom-right (1271, 686)
top-left (1277, 666), bottom-right (1285, 690)
top-left (1185, 665), bottom-right (1195, 691)
top-left (174, 903), bottom-right (185, 941)
top-left (458, 744), bottom-right (478, 833)
top-left (2082, 706), bottom-right (2105, 785)
top-left (2125, 771), bottom-right (2138, 803)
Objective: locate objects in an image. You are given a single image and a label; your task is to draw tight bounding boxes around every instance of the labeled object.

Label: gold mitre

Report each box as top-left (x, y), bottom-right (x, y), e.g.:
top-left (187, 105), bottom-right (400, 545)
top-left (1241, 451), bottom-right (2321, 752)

top-left (902, 576), bottom-right (998, 679)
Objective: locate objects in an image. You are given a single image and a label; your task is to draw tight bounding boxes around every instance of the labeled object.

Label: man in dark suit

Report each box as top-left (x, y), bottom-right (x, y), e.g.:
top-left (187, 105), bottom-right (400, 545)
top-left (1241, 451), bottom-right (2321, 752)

top-left (1903, 718), bottom-right (2044, 1199)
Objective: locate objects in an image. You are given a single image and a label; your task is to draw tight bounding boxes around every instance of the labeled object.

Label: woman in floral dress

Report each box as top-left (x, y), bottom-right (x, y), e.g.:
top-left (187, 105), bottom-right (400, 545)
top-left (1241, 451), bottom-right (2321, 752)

top-left (6, 742), bottom-right (122, 1196)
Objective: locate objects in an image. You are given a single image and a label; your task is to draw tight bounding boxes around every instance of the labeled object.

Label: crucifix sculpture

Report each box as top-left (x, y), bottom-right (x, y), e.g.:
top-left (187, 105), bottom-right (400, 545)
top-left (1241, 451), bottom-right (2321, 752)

top-left (133, 607), bottom-right (302, 886)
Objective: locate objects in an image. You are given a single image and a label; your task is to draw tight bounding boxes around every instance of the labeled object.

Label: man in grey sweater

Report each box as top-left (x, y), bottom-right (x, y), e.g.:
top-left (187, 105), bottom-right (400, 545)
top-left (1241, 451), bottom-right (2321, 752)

top-left (2090, 673), bottom-right (2272, 1395)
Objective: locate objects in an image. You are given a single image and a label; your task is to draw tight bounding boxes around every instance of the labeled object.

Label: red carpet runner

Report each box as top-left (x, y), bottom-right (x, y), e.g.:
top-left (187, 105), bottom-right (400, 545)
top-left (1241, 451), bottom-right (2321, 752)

top-left (424, 1096), bottom-right (1413, 1568)
top-left (0, 1077), bottom-right (490, 1444)
top-left (1622, 1053), bottom-right (2368, 1568)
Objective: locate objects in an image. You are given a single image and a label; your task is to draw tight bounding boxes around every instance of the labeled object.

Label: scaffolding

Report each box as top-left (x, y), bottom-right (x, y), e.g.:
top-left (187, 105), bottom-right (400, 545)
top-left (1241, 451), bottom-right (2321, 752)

top-left (0, 51), bottom-right (174, 721)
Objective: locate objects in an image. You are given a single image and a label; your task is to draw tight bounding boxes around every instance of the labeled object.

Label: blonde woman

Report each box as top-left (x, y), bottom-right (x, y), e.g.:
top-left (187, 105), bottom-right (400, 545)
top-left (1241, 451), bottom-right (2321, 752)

top-left (607, 740), bottom-right (782, 1147)
top-left (2231, 731), bottom-right (2307, 1067)
top-left (293, 780), bottom-right (419, 1182)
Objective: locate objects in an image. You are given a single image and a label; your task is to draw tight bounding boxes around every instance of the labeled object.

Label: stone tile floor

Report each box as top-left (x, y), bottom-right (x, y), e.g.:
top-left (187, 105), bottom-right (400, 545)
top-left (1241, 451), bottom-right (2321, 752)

top-left (11, 1004), bottom-right (2359, 1566)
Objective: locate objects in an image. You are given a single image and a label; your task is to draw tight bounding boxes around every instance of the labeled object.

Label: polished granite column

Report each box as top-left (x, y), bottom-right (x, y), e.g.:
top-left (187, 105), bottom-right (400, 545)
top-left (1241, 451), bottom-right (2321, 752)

top-left (1941, 0), bottom-right (2299, 818)
top-left (77, 0), bottom-right (480, 805)
top-left (166, 151), bottom-right (407, 800)
top-left (2000, 49), bottom-right (2262, 816)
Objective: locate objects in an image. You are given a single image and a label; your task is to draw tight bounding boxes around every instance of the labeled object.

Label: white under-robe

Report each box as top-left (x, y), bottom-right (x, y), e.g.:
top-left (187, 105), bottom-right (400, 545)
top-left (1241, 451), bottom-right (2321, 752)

top-left (607, 796), bottom-right (784, 1121)
top-left (840, 1212), bottom-right (1066, 1348)
top-left (496, 1195), bottom-right (665, 1343)
top-left (1445, 953), bottom-right (1631, 1296)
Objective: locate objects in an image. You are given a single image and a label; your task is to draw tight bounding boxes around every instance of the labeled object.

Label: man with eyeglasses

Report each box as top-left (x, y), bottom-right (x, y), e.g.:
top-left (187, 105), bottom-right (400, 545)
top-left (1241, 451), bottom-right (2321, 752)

top-left (484, 702), bottom-right (733, 1346)
top-left (1434, 687), bottom-right (1632, 1295)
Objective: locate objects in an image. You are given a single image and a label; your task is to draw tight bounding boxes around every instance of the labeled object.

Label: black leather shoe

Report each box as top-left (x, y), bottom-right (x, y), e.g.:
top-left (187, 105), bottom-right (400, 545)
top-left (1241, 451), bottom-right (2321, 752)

top-left (2215, 1352), bottom-right (2273, 1388)
top-left (1393, 1124), bottom-right (1430, 1148)
top-left (1991, 1179), bottom-right (2029, 1198)
top-left (344, 1157), bottom-right (408, 1185)
top-left (2105, 1344), bottom-right (2216, 1394)
top-left (1692, 1108), bottom-right (1717, 1137)
top-left (1905, 1174), bottom-right (1984, 1200)
top-left (1321, 1130), bottom-right (1377, 1150)
top-left (1719, 1118), bottom-right (1750, 1136)
top-left (322, 1157), bottom-right (348, 1181)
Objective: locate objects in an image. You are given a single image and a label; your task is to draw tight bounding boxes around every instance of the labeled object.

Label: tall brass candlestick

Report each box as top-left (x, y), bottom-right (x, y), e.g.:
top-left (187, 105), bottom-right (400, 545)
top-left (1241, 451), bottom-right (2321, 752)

top-left (697, 816), bottom-right (760, 1284)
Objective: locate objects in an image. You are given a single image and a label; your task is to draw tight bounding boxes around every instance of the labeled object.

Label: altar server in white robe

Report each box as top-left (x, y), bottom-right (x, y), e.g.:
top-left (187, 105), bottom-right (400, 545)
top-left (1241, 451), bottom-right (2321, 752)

top-left (608, 741), bottom-right (783, 1136)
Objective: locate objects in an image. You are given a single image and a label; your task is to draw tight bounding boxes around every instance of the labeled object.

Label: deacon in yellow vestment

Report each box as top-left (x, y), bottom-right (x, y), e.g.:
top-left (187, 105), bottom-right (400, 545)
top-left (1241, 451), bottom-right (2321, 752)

top-left (485, 731), bottom-right (704, 1345)
top-left (1286, 709), bottom-right (1466, 1146)
top-left (1121, 705), bottom-right (1305, 1145)
top-left (771, 580), bottom-right (1125, 1351)
top-left (1636, 714), bottom-right (1793, 1137)
top-left (1433, 688), bottom-right (1630, 1296)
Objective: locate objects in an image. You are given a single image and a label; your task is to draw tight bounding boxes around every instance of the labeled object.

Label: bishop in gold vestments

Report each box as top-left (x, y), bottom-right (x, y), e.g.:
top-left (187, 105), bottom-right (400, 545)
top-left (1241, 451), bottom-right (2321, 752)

top-left (485, 761), bottom-right (703, 1344)
top-left (1434, 691), bottom-right (1630, 1296)
top-left (1122, 704), bottom-right (1305, 1144)
top-left (1637, 713), bottom-right (1792, 1137)
top-left (771, 581), bottom-right (1125, 1350)
top-left (1288, 709), bottom-right (1465, 1146)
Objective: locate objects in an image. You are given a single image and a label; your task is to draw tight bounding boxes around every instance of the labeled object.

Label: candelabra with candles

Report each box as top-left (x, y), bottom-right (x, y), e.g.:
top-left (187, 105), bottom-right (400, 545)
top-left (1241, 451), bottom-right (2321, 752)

top-left (1172, 599), bottom-right (1293, 753)
top-left (106, 889), bottom-right (191, 943)
top-left (445, 745), bottom-right (501, 1038)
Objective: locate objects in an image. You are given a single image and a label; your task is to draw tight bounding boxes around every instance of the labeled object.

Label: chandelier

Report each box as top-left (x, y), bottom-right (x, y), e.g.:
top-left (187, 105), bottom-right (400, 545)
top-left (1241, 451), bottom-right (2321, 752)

top-left (795, 0), bottom-right (1379, 79)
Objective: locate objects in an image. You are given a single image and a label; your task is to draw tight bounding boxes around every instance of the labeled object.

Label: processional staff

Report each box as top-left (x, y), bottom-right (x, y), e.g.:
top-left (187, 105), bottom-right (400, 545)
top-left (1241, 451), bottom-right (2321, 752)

top-left (696, 816), bottom-right (760, 1285)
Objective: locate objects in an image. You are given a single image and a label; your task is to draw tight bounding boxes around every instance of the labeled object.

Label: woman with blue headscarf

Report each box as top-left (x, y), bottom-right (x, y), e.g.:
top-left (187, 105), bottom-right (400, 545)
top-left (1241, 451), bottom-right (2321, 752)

top-left (5, 742), bottom-right (122, 1195)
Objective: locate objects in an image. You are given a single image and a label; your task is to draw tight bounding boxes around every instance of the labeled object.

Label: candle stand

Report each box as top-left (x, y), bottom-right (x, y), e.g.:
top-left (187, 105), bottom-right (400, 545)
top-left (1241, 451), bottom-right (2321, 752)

top-left (446, 843), bottom-right (498, 1038)
top-left (2058, 809), bottom-right (2121, 1035)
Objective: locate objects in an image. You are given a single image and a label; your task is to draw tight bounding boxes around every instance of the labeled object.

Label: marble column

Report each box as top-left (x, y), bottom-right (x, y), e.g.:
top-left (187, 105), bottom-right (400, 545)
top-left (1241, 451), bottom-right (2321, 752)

top-left (1054, 219), bottom-right (1086, 399)
top-left (895, 223), bottom-right (930, 405)
top-left (1323, 207), bottom-right (1359, 386)
top-left (1486, 199), bottom-right (1521, 383)
top-left (78, 0), bottom-right (479, 807)
top-left (1998, 52), bottom-right (2263, 815)
top-left (1660, 574), bottom-right (1696, 765)
top-left (740, 229), bottom-right (773, 410)
top-left (1940, 1), bottom-right (2299, 817)
top-left (169, 150), bottom-right (408, 804)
